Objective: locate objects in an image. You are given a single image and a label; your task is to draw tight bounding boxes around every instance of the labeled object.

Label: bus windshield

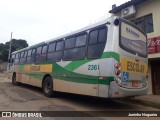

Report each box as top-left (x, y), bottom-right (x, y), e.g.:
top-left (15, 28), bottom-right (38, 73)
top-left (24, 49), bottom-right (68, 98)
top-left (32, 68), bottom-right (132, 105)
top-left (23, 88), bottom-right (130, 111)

top-left (120, 19), bottom-right (147, 58)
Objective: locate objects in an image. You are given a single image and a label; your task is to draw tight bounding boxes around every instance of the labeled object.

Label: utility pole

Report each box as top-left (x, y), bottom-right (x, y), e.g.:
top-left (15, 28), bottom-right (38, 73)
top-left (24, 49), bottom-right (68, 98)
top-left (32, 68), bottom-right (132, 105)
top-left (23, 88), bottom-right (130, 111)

top-left (8, 32), bottom-right (13, 61)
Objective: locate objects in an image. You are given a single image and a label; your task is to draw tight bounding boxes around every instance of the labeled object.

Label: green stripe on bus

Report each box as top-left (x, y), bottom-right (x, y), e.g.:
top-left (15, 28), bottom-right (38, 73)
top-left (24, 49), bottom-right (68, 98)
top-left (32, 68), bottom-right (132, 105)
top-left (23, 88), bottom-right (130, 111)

top-left (24, 63), bottom-right (114, 85)
top-left (64, 52), bottom-right (119, 71)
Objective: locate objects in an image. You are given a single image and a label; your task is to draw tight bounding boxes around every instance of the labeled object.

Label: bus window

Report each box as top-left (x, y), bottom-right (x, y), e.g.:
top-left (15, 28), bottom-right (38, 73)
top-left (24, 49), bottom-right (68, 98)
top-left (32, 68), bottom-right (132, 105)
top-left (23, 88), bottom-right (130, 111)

top-left (75, 34), bottom-right (87, 47)
top-left (48, 42), bottom-right (56, 52)
top-left (42, 45), bottom-right (47, 54)
top-left (27, 49), bottom-right (32, 56)
top-left (14, 53), bottom-right (20, 64)
top-left (20, 52), bottom-right (24, 58)
top-left (32, 49), bottom-right (36, 56)
top-left (37, 46), bottom-right (42, 55)
top-left (87, 27), bottom-right (107, 58)
top-left (24, 51), bottom-right (27, 57)
top-left (22, 51), bottom-right (28, 64)
top-left (36, 46), bottom-right (42, 62)
top-left (47, 40), bottom-right (64, 62)
top-left (20, 52), bottom-right (25, 64)
top-left (89, 30), bottom-right (98, 44)
top-left (98, 28), bottom-right (107, 43)
top-left (31, 48), bottom-right (36, 63)
top-left (16, 53), bottom-right (19, 58)
top-left (36, 45), bottom-right (47, 62)
top-left (26, 49), bottom-right (33, 63)
top-left (63, 34), bottom-right (86, 60)
top-left (56, 40), bottom-right (64, 51)
top-left (65, 37), bottom-right (75, 49)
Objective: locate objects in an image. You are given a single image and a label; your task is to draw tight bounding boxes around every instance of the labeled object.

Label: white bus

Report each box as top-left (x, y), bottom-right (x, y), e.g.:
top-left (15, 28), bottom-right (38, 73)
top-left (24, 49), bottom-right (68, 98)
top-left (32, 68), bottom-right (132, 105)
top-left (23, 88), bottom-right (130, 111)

top-left (8, 16), bottom-right (148, 98)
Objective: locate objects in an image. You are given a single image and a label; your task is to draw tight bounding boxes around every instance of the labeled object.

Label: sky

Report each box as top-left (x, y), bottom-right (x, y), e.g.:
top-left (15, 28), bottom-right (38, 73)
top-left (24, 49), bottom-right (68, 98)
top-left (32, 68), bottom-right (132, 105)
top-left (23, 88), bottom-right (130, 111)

top-left (0, 0), bottom-right (129, 46)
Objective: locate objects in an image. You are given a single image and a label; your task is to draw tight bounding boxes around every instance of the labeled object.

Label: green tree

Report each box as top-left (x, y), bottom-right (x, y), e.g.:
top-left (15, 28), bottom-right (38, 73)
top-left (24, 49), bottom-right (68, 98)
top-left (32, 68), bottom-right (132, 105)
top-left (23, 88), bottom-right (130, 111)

top-left (0, 39), bottom-right (29, 61)
top-left (0, 43), bottom-right (7, 61)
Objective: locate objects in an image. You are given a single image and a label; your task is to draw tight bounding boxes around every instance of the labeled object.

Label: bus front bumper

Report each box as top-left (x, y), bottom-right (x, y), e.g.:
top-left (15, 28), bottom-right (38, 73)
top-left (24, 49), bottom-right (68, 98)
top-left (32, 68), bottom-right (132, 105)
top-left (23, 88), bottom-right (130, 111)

top-left (108, 81), bottom-right (148, 98)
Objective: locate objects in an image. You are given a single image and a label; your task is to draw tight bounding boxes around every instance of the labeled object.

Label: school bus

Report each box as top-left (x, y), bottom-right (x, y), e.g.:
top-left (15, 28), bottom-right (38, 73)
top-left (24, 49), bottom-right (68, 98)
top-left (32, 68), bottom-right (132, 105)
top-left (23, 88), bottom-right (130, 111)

top-left (8, 16), bottom-right (148, 98)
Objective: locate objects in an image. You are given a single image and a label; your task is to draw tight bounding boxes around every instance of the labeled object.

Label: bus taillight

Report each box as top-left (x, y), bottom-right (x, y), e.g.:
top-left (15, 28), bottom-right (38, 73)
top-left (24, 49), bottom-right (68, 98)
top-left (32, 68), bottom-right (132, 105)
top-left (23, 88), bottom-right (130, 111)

top-left (115, 70), bottom-right (121, 76)
top-left (115, 63), bottom-right (122, 86)
top-left (115, 63), bottom-right (121, 77)
top-left (115, 63), bottom-right (121, 70)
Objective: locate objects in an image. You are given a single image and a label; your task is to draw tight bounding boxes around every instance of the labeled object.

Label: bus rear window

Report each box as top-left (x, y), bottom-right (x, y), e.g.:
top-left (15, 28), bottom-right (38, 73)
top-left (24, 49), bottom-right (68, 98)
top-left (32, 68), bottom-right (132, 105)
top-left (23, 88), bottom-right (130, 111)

top-left (120, 20), bottom-right (147, 58)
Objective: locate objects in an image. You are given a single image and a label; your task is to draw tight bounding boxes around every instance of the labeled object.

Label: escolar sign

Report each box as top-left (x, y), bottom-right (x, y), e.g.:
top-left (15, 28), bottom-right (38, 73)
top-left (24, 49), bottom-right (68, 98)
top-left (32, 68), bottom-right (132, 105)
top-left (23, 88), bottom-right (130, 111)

top-left (24, 64), bottom-right (52, 73)
top-left (121, 58), bottom-right (147, 75)
top-left (127, 61), bottom-right (145, 73)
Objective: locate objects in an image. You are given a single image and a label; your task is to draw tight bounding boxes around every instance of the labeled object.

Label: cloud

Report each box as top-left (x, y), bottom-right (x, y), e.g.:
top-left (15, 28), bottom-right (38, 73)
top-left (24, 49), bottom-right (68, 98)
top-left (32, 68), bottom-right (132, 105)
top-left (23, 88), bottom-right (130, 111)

top-left (0, 0), bottom-right (129, 45)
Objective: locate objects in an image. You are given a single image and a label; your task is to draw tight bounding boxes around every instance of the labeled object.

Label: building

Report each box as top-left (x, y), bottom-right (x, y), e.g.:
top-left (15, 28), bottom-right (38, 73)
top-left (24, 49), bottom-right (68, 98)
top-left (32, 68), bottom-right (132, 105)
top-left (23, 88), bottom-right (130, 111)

top-left (109, 0), bottom-right (160, 95)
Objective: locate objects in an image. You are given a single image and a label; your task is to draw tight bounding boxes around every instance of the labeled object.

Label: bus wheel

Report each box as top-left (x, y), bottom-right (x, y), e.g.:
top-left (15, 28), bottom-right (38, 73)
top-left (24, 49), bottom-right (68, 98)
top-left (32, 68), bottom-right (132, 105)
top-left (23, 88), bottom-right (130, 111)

top-left (43, 77), bottom-right (54, 97)
top-left (12, 74), bottom-right (20, 86)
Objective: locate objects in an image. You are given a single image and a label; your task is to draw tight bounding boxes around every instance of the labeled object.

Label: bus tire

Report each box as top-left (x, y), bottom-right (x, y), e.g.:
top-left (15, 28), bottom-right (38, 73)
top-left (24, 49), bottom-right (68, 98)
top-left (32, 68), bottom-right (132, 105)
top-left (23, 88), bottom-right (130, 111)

top-left (43, 77), bottom-right (54, 97)
top-left (12, 74), bottom-right (20, 86)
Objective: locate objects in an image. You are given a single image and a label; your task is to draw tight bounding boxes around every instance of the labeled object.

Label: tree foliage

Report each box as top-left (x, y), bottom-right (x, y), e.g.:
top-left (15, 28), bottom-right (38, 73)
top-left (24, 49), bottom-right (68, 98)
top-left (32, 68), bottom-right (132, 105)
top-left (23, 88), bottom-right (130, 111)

top-left (0, 39), bottom-right (28, 62)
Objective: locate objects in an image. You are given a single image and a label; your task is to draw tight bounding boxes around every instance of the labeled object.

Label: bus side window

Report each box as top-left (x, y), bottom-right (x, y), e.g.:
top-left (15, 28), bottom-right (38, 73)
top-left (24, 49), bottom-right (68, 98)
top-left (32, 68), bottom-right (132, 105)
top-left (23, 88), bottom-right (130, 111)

top-left (48, 42), bottom-right (56, 52)
top-left (63, 34), bottom-right (86, 61)
top-left (75, 34), bottom-right (87, 47)
top-left (89, 30), bottom-right (98, 44)
top-left (47, 42), bottom-right (55, 61)
top-left (19, 51), bottom-right (27, 64)
top-left (37, 46), bottom-right (42, 54)
top-left (14, 53), bottom-right (20, 64)
top-left (19, 52), bottom-right (24, 64)
top-left (26, 49), bottom-right (32, 63)
top-left (31, 48), bottom-right (36, 63)
top-left (36, 45), bottom-right (47, 62)
top-left (47, 40), bottom-right (64, 62)
top-left (36, 46), bottom-right (42, 62)
top-left (41, 45), bottom-right (47, 62)
top-left (65, 37), bottom-right (76, 49)
top-left (23, 51), bottom-right (27, 63)
top-left (87, 27), bottom-right (107, 59)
